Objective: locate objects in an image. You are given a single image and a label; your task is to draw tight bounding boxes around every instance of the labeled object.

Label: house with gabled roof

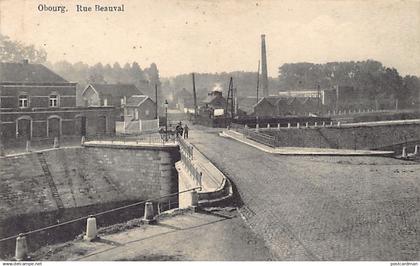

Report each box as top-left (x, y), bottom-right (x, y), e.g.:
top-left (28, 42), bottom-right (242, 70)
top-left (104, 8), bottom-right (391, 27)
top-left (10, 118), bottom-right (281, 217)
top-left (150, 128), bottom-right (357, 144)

top-left (124, 95), bottom-right (157, 121)
top-left (82, 83), bottom-right (143, 120)
top-left (253, 97), bottom-right (279, 117)
top-left (253, 95), bottom-right (322, 117)
top-left (0, 60), bottom-right (116, 144)
top-left (119, 95), bottom-right (158, 134)
top-left (82, 83), bottom-right (142, 107)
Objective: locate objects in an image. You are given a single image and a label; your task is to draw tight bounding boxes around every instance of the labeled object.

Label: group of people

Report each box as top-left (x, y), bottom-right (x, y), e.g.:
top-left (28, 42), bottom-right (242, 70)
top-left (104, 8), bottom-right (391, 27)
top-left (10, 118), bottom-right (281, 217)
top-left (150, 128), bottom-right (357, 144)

top-left (175, 122), bottom-right (189, 139)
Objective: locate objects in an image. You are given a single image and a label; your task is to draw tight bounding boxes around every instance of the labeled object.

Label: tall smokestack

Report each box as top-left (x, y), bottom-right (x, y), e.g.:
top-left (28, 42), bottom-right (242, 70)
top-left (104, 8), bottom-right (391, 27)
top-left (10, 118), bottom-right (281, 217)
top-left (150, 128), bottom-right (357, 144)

top-left (261, 34), bottom-right (269, 97)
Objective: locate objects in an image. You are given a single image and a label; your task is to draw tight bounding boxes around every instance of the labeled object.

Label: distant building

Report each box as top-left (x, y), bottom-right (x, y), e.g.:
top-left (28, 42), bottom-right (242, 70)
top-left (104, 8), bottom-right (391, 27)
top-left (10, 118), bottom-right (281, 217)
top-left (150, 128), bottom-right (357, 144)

top-left (174, 88), bottom-right (195, 113)
top-left (124, 95), bottom-right (157, 121)
top-left (0, 61), bottom-right (115, 143)
top-left (237, 96), bottom-right (258, 115)
top-left (278, 90), bottom-right (319, 98)
top-left (82, 83), bottom-right (143, 120)
top-left (253, 96), bottom-right (321, 117)
top-left (119, 95), bottom-right (158, 134)
top-left (253, 97), bottom-right (279, 117)
top-left (200, 89), bottom-right (227, 117)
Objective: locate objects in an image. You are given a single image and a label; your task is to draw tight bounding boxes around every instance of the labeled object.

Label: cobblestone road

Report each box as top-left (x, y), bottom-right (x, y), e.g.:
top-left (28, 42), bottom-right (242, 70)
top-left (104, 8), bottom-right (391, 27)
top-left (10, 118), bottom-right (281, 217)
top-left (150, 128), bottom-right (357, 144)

top-left (188, 129), bottom-right (420, 261)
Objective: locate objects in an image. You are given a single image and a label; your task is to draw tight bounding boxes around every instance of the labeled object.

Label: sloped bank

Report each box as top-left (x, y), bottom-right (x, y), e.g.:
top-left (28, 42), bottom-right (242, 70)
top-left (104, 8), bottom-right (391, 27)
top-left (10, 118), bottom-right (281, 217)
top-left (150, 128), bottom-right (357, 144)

top-left (0, 145), bottom-right (179, 258)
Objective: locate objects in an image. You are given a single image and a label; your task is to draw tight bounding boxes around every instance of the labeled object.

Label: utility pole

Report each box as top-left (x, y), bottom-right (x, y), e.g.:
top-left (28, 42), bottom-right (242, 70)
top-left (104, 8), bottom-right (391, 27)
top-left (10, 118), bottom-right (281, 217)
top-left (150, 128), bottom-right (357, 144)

top-left (256, 60), bottom-right (260, 104)
top-left (0, 107), bottom-right (3, 156)
top-left (234, 86), bottom-right (238, 116)
top-left (192, 73), bottom-right (197, 118)
top-left (317, 84), bottom-right (321, 115)
top-left (155, 84), bottom-right (158, 119)
top-left (225, 77), bottom-right (234, 118)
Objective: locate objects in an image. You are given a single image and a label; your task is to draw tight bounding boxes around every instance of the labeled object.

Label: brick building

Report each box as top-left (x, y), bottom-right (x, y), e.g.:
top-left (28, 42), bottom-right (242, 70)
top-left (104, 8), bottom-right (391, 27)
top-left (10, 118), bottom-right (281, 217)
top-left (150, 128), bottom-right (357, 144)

top-left (199, 89), bottom-right (227, 117)
top-left (82, 83), bottom-right (142, 120)
top-left (0, 61), bottom-right (116, 145)
top-left (124, 95), bottom-right (157, 121)
top-left (253, 96), bottom-right (320, 117)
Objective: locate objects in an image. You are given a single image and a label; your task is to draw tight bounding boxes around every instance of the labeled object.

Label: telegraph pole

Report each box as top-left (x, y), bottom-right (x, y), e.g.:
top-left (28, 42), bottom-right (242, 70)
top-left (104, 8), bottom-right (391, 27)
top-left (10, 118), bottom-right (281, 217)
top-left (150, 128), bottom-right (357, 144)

top-left (0, 108), bottom-right (3, 156)
top-left (192, 73), bottom-right (198, 118)
top-left (155, 84), bottom-right (158, 119)
top-left (256, 60), bottom-right (260, 104)
top-left (317, 84), bottom-right (321, 115)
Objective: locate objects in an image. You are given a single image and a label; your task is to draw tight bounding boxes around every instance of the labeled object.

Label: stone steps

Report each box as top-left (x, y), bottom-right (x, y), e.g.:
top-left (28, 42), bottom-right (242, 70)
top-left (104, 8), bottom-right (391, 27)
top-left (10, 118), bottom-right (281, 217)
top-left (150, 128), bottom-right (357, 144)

top-left (37, 153), bottom-right (65, 210)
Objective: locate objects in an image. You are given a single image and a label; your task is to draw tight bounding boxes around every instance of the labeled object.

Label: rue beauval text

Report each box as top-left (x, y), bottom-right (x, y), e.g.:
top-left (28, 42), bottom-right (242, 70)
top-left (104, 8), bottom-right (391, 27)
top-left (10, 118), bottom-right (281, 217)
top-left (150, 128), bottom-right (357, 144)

top-left (37, 3), bottom-right (126, 13)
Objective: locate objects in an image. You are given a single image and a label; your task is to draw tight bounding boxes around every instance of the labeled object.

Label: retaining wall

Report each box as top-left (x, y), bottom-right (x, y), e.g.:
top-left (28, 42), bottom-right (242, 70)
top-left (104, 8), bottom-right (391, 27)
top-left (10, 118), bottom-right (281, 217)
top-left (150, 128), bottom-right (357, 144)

top-left (263, 123), bottom-right (420, 150)
top-left (0, 146), bottom-right (179, 258)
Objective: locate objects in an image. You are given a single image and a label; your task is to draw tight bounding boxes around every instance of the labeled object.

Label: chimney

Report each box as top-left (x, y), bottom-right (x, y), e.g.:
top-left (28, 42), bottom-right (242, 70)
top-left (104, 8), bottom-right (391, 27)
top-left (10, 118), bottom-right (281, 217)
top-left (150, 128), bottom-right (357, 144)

top-left (22, 59), bottom-right (29, 65)
top-left (261, 34), bottom-right (269, 97)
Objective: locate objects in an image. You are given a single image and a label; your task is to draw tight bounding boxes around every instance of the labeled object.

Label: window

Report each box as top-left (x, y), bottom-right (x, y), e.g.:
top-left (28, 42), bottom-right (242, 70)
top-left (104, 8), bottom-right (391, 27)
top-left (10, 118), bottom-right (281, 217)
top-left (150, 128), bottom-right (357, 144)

top-left (145, 109), bottom-right (150, 115)
top-left (104, 98), bottom-right (108, 106)
top-left (18, 95), bottom-right (28, 108)
top-left (49, 95), bottom-right (59, 107)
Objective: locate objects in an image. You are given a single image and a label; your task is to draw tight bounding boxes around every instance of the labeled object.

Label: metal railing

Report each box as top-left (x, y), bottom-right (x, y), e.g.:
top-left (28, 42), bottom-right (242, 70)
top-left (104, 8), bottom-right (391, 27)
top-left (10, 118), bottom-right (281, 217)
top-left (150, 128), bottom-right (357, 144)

top-left (178, 138), bottom-right (203, 188)
top-left (180, 149), bottom-right (202, 187)
top-left (246, 130), bottom-right (278, 147)
top-left (178, 137), bottom-right (193, 159)
top-left (84, 133), bottom-right (176, 145)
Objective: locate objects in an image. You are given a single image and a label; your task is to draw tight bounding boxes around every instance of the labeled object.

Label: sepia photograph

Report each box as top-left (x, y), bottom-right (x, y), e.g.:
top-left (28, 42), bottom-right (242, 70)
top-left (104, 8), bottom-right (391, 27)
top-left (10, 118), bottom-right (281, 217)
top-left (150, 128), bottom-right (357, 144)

top-left (0, 0), bottom-right (419, 264)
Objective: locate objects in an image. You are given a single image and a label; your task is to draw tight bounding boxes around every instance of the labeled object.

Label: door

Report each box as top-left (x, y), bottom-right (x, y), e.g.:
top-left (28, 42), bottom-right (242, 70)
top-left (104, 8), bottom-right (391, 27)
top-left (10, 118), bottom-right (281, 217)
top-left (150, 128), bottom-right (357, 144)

top-left (17, 119), bottom-right (31, 140)
top-left (48, 117), bottom-right (60, 138)
top-left (75, 116), bottom-right (87, 136)
top-left (97, 116), bottom-right (107, 134)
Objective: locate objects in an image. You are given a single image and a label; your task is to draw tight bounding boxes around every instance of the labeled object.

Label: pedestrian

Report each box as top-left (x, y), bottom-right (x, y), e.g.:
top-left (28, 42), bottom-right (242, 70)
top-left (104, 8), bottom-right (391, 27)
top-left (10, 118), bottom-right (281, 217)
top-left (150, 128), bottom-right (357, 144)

top-left (175, 124), bottom-right (181, 138)
top-left (184, 124), bottom-right (189, 139)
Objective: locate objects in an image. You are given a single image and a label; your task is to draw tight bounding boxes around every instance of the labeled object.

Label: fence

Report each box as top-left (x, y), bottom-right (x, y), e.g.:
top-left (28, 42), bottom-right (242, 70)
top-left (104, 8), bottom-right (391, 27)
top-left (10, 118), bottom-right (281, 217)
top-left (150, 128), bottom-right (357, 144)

top-left (85, 133), bottom-right (175, 145)
top-left (178, 137), bottom-right (193, 159)
top-left (118, 119), bottom-right (160, 134)
top-left (178, 138), bottom-right (203, 188)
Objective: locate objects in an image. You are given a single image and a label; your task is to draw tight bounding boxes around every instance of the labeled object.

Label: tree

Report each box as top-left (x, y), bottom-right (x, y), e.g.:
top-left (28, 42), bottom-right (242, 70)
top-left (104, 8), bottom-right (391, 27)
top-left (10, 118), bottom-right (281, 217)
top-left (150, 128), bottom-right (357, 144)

top-left (0, 34), bottom-right (47, 63)
top-left (403, 75), bottom-right (420, 107)
top-left (88, 63), bottom-right (105, 83)
top-left (131, 61), bottom-right (146, 81)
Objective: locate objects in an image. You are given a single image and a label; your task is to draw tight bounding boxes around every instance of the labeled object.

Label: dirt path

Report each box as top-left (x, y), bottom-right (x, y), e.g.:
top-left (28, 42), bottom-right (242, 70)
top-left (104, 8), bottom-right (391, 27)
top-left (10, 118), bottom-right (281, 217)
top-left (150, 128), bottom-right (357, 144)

top-left (33, 208), bottom-right (273, 261)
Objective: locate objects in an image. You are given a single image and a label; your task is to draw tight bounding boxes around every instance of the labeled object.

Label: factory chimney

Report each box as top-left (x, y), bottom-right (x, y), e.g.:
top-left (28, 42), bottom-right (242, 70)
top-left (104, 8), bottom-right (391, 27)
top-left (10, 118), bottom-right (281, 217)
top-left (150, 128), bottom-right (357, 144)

top-left (261, 34), bottom-right (269, 97)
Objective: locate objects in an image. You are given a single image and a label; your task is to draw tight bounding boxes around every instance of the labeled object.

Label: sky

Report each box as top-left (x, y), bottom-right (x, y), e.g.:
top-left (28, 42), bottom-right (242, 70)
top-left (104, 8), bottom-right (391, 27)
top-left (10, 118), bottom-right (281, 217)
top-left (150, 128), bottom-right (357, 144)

top-left (0, 0), bottom-right (419, 78)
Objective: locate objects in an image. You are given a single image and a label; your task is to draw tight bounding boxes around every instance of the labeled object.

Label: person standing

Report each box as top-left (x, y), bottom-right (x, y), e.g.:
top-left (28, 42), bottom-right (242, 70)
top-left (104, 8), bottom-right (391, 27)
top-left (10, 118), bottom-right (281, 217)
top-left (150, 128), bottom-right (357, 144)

top-left (184, 124), bottom-right (189, 139)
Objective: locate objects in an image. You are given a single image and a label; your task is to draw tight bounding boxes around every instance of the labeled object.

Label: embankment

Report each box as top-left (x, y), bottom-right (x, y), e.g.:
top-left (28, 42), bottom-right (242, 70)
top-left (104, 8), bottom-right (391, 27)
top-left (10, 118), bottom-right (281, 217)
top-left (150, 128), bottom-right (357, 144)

top-left (263, 123), bottom-right (420, 150)
top-left (0, 146), bottom-right (179, 258)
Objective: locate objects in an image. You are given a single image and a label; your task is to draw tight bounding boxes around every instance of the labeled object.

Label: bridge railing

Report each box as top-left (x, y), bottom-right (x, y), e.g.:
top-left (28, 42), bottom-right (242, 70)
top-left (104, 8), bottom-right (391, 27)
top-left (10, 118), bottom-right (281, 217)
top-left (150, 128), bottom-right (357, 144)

top-left (230, 123), bottom-right (278, 147)
top-left (178, 137), bottom-right (193, 159)
top-left (84, 133), bottom-right (175, 145)
top-left (180, 149), bottom-right (202, 187)
top-left (246, 130), bottom-right (278, 147)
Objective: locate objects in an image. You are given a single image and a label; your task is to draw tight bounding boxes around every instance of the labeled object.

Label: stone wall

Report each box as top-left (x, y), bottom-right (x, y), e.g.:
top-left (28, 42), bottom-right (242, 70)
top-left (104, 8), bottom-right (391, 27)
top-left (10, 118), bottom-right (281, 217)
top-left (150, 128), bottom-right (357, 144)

top-left (0, 146), bottom-right (179, 257)
top-left (263, 123), bottom-right (420, 150)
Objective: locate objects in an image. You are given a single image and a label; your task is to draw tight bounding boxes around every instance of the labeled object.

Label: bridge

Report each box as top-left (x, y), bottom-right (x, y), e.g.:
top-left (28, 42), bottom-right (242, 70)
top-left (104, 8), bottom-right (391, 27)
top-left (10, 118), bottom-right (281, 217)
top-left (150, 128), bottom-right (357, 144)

top-left (1, 122), bottom-right (419, 261)
top-left (183, 125), bottom-right (419, 260)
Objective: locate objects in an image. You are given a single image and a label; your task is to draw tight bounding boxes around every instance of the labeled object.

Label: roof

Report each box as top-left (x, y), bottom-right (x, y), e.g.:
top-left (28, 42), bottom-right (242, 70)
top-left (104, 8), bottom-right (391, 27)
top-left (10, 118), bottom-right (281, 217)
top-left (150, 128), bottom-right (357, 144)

top-left (126, 95), bottom-right (153, 106)
top-left (175, 88), bottom-right (193, 99)
top-left (88, 83), bottom-right (142, 98)
top-left (238, 97), bottom-right (258, 114)
top-left (300, 97), bottom-right (318, 105)
top-left (202, 95), bottom-right (217, 104)
top-left (255, 96), bottom-right (287, 107)
top-left (0, 62), bottom-right (68, 83)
